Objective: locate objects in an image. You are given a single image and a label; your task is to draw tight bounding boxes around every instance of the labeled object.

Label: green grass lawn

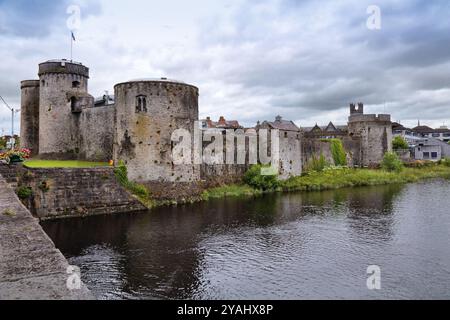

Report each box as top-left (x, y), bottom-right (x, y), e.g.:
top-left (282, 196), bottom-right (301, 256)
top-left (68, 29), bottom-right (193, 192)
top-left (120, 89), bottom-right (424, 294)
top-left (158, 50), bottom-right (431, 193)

top-left (24, 160), bottom-right (109, 168)
top-left (203, 165), bottom-right (450, 200)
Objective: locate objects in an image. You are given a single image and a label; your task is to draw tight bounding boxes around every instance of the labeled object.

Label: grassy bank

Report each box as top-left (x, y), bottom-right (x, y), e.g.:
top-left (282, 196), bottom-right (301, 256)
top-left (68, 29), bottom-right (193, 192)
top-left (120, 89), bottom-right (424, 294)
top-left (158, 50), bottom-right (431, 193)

top-left (202, 184), bottom-right (263, 200)
top-left (24, 160), bottom-right (109, 168)
top-left (203, 165), bottom-right (450, 199)
top-left (282, 165), bottom-right (450, 192)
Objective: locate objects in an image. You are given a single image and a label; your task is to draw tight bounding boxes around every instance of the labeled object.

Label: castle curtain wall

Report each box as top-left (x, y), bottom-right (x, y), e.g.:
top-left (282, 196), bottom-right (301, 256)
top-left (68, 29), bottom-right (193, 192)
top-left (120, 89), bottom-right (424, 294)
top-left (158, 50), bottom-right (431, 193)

top-left (79, 105), bottom-right (115, 162)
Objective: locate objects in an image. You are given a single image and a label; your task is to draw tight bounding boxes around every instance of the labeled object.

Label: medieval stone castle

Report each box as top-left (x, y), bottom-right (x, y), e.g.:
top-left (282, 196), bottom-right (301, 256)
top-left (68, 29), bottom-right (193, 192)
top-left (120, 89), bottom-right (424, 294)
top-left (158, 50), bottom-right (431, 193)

top-left (20, 59), bottom-right (392, 184)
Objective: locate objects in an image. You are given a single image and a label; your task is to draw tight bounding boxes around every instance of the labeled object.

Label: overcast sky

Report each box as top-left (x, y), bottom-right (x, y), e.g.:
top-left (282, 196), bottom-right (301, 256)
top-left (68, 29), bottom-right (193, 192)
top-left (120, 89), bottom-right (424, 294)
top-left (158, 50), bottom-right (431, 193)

top-left (1, 0), bottom-right (450, 135)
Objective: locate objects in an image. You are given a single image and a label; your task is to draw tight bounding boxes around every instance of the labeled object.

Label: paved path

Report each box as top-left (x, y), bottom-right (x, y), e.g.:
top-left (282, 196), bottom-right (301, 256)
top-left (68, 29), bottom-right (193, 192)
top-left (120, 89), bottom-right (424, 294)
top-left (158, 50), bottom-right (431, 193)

top-left (0, 174), bottom-right (94, 300)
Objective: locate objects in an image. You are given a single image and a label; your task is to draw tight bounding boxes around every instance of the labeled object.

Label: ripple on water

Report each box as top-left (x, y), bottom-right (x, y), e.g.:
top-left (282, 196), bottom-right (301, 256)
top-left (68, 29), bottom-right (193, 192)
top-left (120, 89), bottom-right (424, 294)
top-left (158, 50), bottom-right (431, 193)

top-left (42, 181), bottom-right (450, 300)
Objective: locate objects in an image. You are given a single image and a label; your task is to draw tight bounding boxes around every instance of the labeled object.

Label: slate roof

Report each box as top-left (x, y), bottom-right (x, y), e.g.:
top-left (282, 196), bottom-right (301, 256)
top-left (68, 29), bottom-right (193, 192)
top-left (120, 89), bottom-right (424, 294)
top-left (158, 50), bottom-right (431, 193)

top-left (412, 125), bottom-right (435, 133)
top-left (266, 119), bottom-right (300, 132)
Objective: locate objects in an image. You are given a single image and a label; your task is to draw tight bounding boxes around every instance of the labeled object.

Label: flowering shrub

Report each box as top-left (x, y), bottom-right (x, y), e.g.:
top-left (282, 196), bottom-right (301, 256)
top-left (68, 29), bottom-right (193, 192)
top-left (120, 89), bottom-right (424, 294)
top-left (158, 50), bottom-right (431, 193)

top-left (0, 148), bottom-right (31, 163)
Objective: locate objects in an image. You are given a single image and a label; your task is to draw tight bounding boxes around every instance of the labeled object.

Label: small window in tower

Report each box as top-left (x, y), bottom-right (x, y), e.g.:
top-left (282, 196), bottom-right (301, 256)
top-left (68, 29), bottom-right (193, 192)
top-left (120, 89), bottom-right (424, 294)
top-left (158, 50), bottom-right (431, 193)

top-left (136, 95), bottom-right (147, 113)
top-left (284, 132), bottom-right (288, 138)
top-left (72, 81), bottom-right (81, 88)
top-left (70, 96), bottom-right (81, 113)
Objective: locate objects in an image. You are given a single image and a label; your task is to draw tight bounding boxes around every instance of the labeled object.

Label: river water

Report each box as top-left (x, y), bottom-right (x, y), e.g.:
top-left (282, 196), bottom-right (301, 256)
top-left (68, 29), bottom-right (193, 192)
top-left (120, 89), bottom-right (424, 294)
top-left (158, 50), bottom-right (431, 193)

top-left (41, 179), bottom-right (450, 300)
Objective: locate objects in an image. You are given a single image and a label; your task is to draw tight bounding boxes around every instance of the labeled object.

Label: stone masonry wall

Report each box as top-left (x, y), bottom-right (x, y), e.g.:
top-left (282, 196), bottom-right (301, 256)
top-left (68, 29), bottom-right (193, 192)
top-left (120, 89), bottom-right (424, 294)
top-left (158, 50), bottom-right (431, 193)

top-left (114, 80), bottom-right (200, 183)
top-left (79, 105), bottom-right (115, 161)
top-left (20, 80), bottom-right (40, 156)
top-left (302, 136), bottom-right (361, 169)
top-left (38, 61), bottom-right (92, 158)
top-left (0, 174), bottom-right (93, 299)
top-left (0, 164), bottom-right (146, 220)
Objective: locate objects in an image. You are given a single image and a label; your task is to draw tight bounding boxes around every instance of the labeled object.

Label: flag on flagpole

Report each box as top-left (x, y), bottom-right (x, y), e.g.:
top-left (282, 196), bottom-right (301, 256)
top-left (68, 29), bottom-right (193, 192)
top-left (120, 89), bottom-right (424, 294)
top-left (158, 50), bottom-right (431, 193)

top-left (71, 32), bottom-right (76, 41)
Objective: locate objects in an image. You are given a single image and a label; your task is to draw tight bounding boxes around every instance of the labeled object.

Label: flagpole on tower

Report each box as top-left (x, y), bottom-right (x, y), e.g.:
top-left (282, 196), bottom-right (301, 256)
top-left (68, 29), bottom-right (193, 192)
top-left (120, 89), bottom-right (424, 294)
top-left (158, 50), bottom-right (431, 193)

top-left (70, 32), bottom-right (73, 62)
top-left (70, 31), bottom-right (76, 62)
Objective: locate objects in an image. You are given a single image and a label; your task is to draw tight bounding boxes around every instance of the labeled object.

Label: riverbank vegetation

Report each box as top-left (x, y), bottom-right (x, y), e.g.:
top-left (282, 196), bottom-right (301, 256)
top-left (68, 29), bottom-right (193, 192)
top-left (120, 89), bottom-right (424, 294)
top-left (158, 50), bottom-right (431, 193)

top-left (114, 161), bottom-right (154, 207)
top-left (204, 158), bottom-right (450, 200)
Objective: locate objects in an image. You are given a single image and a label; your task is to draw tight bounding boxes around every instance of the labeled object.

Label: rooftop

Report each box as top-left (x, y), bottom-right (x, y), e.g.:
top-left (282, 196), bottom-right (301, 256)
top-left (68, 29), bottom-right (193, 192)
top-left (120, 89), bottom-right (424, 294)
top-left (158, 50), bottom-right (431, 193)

top-left (127, 77), bottom-right (186, 84)
top-left (264, 116), bottom-right (300, 132)
top-left (42, 59), bottom-right (84, 66)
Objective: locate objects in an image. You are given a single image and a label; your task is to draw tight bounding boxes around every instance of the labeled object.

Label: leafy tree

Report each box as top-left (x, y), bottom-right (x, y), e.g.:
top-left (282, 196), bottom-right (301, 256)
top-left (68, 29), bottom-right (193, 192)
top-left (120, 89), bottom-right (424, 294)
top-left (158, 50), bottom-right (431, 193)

top-left (392, 136), bottom-right (409, 150)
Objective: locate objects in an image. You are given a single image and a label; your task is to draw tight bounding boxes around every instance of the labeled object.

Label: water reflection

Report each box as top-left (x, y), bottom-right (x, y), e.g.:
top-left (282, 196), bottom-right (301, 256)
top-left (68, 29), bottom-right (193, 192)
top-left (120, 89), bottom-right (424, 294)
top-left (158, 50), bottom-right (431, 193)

top-left (42, 181), bottom-right (450, 299)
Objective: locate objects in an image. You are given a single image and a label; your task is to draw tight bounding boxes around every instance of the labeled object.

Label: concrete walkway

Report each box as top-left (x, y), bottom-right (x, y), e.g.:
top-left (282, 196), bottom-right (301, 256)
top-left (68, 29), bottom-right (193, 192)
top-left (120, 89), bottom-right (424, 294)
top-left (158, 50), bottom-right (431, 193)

top-left (0, 174), bottom-right (93, 300)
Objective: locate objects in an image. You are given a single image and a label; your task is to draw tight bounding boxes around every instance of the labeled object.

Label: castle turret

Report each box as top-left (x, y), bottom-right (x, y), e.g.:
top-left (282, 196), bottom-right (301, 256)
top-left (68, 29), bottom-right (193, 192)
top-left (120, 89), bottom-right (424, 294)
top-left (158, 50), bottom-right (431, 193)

top-left (350, 102), bottom-right (364, 115)
top-left (113, 78), bottom-right (199, 182)
top-left (348, 103), bottom-right (392, 166)
top-left (38, 59), bottom-right (94, 158)
top-left (20, 80), bottom-right (40, 155)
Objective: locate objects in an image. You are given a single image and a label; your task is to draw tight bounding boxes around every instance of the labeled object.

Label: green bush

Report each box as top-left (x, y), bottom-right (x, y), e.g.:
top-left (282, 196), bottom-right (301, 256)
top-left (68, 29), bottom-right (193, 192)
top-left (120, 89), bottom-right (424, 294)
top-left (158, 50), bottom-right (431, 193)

top-left (305, 153), bottom-right (330, 172)
top-left (439, 157), bottom-right (450, 167)
top-left (329, 139), bottom-right (347, 166)
top-left (0, 137), bottom-right (6, 149)
top-left (381, 152), bottom-right (404, 172)
top-left (17, 186), bottom-right (33, 200)
top-left (393, 136), bottom-right (409, 150)
top-left (114, 161), bottom-right (149, 199)
top-left (243, 164), bottom-right (280, 191)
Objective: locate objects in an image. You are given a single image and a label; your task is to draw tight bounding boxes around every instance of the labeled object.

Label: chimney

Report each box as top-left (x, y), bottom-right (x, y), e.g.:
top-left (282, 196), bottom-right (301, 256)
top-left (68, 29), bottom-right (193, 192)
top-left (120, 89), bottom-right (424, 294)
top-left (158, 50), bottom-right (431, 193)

top-left (275, 115), bottom-right (282, 122)
top-left (219, 116), bottom-right (226, 125)
top-left (205, 116), bottom-right (213, 128)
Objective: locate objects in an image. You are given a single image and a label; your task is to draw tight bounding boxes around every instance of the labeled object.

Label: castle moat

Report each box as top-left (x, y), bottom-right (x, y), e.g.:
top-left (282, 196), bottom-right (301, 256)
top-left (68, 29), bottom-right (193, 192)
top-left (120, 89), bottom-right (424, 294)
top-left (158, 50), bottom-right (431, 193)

top-left (41, 179), bottom-right (450, 300)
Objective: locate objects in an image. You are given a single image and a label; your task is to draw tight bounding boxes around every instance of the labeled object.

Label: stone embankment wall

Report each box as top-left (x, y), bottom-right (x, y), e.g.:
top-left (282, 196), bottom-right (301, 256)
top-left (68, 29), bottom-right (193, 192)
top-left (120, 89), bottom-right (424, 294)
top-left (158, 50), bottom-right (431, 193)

top-left (0, 164), bottom-right (146, 220)
top-left (143, 181), bottom-right (206, 203)
top-left (0, 174), bottom-right (93, 299)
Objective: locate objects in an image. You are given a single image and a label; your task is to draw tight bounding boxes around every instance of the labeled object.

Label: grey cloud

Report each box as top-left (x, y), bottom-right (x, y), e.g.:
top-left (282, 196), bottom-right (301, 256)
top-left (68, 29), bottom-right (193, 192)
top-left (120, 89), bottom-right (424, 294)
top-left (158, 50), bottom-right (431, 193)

top-left (0, 0), bottom-right (102, 38)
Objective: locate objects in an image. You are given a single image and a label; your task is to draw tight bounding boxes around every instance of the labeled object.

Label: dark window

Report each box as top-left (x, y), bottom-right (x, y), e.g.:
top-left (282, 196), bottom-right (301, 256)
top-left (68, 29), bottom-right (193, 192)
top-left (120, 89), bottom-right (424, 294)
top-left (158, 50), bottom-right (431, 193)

top-left (423, 152), bottom-right (430, 159)
top-left (444, 133), bottom-right (450, 137)
top-left (432, 133), bottom-right (440, 138)
top-left (284, 132), bottom-right (288, 138)
top-left (431, 152), bottom-right (438, 159)
top-left (70, 96), bottom-right (81, 113)
top-left (136, 95), bottom-right (147, 113)
top-left (72, 81), bottom-right (81, 88)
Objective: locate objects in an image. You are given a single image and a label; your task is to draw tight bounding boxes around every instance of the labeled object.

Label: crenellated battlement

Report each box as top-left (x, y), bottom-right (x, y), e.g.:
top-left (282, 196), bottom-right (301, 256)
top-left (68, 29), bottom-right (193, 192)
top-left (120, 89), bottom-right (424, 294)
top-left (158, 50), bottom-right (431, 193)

top-left (349, 113), bottom-right (391, 123)
top-left (38, 59), bottom-right (89, 78)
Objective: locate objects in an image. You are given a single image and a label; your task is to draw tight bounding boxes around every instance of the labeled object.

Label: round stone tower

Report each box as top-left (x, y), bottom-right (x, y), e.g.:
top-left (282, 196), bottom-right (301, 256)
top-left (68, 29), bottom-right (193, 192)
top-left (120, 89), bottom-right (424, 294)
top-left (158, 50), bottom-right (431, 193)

top-left (113, 78), bottom-right (199, 182)
top-left (38, 59), bottom-right (93, 158)
top-left (20, 80), bottom-right (40, 155)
